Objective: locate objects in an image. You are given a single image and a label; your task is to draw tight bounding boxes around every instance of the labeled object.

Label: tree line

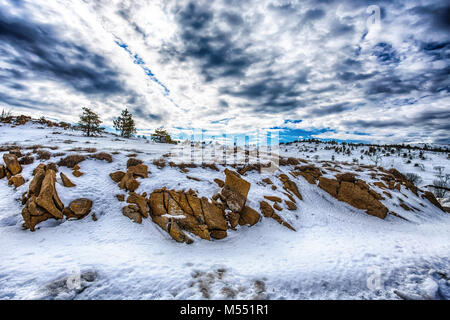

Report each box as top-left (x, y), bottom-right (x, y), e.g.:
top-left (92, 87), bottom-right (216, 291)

top-left (78, 107), bottom-right (175, 143)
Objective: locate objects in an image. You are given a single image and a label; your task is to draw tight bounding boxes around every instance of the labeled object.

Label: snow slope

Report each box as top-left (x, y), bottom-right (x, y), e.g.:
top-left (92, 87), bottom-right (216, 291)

top-left (0, 123), bottom-right (449, 300)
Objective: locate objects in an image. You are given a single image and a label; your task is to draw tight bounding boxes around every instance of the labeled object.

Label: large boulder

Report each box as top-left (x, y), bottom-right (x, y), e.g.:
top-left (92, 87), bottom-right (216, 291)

top-left (36, 169), bottom-right (64, 219)
top-left (221, 169), bottom-right (251, 213)
top-left (21, 164), bottom-right (66, 231)
top-left (201, 198), bottom-right (227, 231)
top-left (128, 164), bottom-right (149, 178)
top-left (147, 189), bottom-right (228, 243)
top-left (422, 191), bottom-right (445, 212)
top-left (118, 171), bottom-right (140, 192)
top-left (3, 153), bottom-right (22, 175)
top-left (238, 206), bottom-right (261, 226)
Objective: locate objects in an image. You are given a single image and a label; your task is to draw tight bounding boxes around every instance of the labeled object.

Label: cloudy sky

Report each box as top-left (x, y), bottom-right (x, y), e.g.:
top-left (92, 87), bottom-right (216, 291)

top-left (0, 0), bottom-right (449, 144)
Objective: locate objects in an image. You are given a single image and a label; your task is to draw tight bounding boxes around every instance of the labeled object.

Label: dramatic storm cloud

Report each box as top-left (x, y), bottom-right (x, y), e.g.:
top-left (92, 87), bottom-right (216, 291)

top-left (0, 0), bottom-right (449, 144)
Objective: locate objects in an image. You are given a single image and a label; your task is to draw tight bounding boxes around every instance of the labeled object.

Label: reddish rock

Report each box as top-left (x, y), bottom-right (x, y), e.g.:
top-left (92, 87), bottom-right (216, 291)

top-left (238, 206), bottom-right (260, 226)
top-left (285, 200), bottom-right (297, 211)
top-left (279, 174), bottom-right (302, 200)
top-left (110, 171), bottom-right (125, 183)
top-left (36, 169), bottom-right (64, 219)
top-left (210, 230), bottom-right (227, 240)
top-left (127, 193), bottom-right (149, 218)
top-left (60, 172), bottom-right (76, 187)
top-left (8, 174), bottom-right (25, 189)
top-left (128, 164), bottom-right (148, 178)
top-left (264, 195), bottom-right (282, 203)
top-left (3, 153), bottom-right (21, 175)
top-left (69, 198), bottom-right (93, 217)
top-left (123, 205), bottom-right (143, 224)
top-left (422, 191), bottom-right (444, 211)
top-left (201, 198), bottom-right (227, 231)
top-left (221, 169), bottom-right (251, 213)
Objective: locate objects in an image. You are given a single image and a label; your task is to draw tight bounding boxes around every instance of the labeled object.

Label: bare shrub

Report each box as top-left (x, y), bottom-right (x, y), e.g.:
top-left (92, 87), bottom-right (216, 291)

top-left (58, 155), bottom-right (86, 168)
top-left (201, 163), bottom-right (219, 171)
top-left (127, 158), bottom-right (143, 168)
top-left (19, 155), bottom-right (34, 165)
top-left (153, 158), bottom-right (167, 169)
top-left (91, 152), bottom-right (113, 163)
top-left (47, 162), bottom-right (59, 172)
top-left (169, 161), bottom-right (196, 172)
top-left (68, 147), bottom-right (97, 153)
top-left (52, 152), bottom-right (66, 157)
top-left (405, 173), bottom-right (423, 186)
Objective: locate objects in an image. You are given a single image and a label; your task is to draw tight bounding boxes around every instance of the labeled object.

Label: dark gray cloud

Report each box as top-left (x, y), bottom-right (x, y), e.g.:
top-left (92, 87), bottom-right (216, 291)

top-left (0, 0), bottom-right (449, 144)
top-left (0, 11), bottom-right (125, 96)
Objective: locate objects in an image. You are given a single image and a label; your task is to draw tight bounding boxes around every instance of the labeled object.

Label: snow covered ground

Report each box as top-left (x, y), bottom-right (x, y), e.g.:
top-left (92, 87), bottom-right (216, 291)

top-left (0, 123), bottom-right (449, 300)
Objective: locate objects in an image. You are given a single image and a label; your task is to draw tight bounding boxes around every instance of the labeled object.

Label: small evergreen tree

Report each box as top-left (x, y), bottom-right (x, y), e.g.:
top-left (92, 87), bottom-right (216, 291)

top-left (151, 127), bottom-right (176, 144)
top-left (78, 107), bottom-right (103, 137)
top-left (113, 108), bottom-right (137, 138)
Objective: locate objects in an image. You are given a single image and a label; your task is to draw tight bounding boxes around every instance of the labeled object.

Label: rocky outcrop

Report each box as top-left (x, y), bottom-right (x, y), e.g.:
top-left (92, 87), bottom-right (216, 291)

top-left (127, 192), bottom-right (149, 218)
top-left (318, 176), bottom-right (388, 219)
top-left (36, 169), bottom-right (64, 219)
top-left (22, 164), bottom-right (64, 231)
top-left (128, 164), bottom-right (149, 178)
top-left (279, 174), bottom-right (302, 200)
top-left (148, 188), bottom-right (226, 243)
top-left (292, 165), bottom-right (323, 184)
top-left (122, 205), bottom-right (143, 224)
top-left (110, 163), bottom-right (147, 192)
top-left (0, 165), bottom-right (5, 179)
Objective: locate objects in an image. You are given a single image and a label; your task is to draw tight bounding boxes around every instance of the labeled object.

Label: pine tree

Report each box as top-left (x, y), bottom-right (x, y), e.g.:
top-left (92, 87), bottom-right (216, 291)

top-left (78, 107), bottom-right (103, 137)
top-left (113, 108), bottom-right (136, 138)
top-left (151, 127), bottom-right (176, 144)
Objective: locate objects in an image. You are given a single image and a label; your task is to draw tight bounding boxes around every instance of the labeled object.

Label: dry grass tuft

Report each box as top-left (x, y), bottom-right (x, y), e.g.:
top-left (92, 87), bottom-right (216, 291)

top-left (68, 147), bottom-right (97, 153)
top-left (36, 150), bottom-right (51, 160)
top-left (91, 152), bottom-right (113, 163)
top-left (19, 155), bottom-right (34, 165)
top-left (58, 154), bottom-right (86, 168)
